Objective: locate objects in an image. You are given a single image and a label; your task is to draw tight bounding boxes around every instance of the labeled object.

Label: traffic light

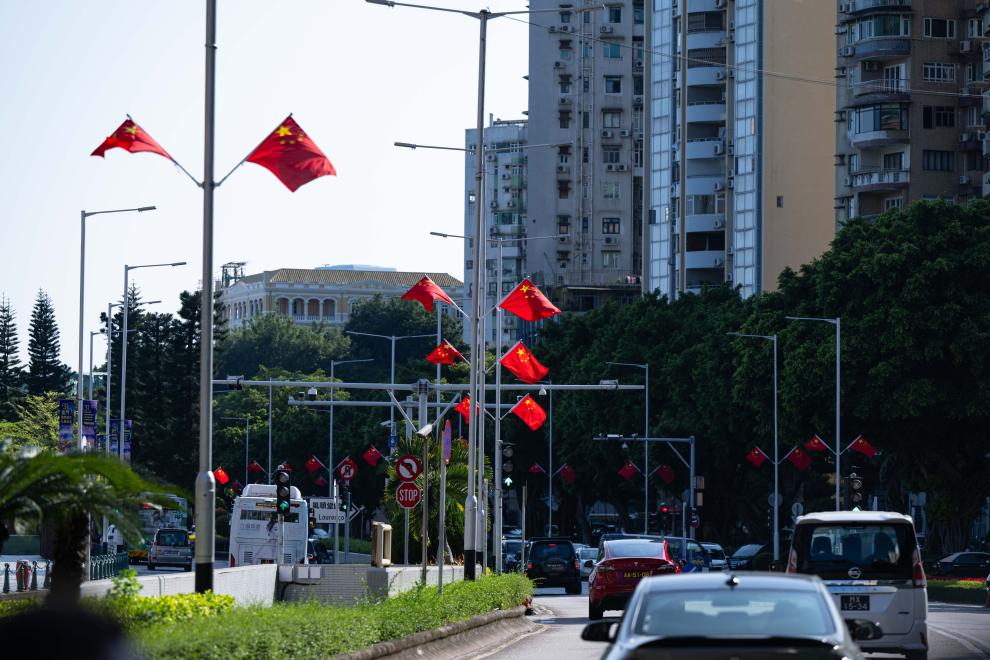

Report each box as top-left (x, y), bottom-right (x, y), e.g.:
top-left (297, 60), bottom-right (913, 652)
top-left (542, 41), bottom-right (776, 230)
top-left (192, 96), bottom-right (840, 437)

top-left (659, 502), bottom-right (670, 515)
top-left (274, 468), bottom-right (291, 516)
top-left (501, 443), bottom-right (514, 478)
top-left (341, 485), bottom-right (351, 513)
top-left (847, 469), bottom-right (864, 510)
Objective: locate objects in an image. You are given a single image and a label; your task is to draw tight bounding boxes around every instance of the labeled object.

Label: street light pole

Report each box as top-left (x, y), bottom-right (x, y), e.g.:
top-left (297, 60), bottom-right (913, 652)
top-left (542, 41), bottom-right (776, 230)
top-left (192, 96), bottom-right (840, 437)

top-left (787, 316), bottom-right (841, 511)
top-left (607, 362), bottom-right (650, 533)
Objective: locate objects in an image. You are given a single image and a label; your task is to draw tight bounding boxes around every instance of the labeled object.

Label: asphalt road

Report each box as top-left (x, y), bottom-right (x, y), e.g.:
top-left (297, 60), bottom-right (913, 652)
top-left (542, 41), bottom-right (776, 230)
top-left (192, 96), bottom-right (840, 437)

top-left (486, 587), bottom-right (990, 660)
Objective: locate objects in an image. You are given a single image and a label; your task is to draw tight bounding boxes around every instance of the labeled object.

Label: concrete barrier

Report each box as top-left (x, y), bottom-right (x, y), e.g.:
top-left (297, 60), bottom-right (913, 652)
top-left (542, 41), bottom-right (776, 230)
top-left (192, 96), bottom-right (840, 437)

top-left (80, 564), bottom-right (276, 605)
top-left (281, 564), bottom-right (469, 605)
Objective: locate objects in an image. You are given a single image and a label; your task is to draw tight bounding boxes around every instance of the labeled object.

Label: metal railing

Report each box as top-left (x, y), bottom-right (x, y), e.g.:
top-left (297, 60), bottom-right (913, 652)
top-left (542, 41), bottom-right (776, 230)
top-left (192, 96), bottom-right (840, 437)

top-left (2, 560), bottom-right (52, 593)
top-left (89, 552), bottom-right (130, 581)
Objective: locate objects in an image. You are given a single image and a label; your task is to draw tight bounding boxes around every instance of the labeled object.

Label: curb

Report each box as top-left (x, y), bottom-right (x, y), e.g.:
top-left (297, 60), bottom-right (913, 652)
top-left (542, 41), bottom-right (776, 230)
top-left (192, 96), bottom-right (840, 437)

top-left (333, 605), bottom-right (529, 660)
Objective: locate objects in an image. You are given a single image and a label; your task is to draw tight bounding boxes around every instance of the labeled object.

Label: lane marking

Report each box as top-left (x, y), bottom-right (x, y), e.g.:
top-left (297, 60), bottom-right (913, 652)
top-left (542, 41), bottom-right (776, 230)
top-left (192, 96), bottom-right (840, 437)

top-left (930, 624), bottom-right (990, 659)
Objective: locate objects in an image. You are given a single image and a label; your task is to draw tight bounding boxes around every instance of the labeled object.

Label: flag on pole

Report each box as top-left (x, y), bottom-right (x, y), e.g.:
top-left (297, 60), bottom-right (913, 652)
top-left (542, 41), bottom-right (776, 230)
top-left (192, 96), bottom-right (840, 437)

top-left (57, 399), bottom-right (74, 453)
top-left (279, 461), bottom-right (294, 473)
top-left (401, 276), bottom-right (455, 312)
top-left (559, 464), bottom-right (577, 484)
top-left (804, 434), bottom-right (829, 452)
top-left (618, 461), bottom-right (638, 481)
top-left (498, 279), bottom-right (561, 322)
top-left (362, 445), bottom-right (383, 466)
top-left (499, 341), bottom-right (550, 384)
top-left (787, 447), bottom-right (813, 471)
top-left (213, 466), bottom-right (230, 486)
top-left (745, 447), bottom-right (768, 468)
top-left (246, 116), bottom-right (336, 191)
top-left (510, 394), bottom-right (547, 431)
top-left (655, 464), bottom-right (676, 485)
top-left (848, 435), bottom-right (877, 458)
top-left (527, 463), bottom-right (545, 474)
top-left (314, 476), bottom-right (329, 488)
top-left (426, 340), bottom-right (465, 365)
top-left (91, 118), bottom-right (173, 161)
top-left (455, 396), bottom-right (472, 423)
top-left (248, 460), bottom-right (266, 474)
top-left (304, 456), bottom-right (324, 474)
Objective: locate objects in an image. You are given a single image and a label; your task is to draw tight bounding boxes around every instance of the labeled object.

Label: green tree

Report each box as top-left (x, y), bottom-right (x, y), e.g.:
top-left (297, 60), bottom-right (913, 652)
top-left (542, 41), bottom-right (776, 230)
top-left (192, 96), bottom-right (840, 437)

top-left (0, 294), bottom-right (24, 419)
top-left (216, 314), bottom-right (349, 379)
top-left (25, 290), bottom-right (71, 395)
top-left (0, 392), bottom-right (61, 451)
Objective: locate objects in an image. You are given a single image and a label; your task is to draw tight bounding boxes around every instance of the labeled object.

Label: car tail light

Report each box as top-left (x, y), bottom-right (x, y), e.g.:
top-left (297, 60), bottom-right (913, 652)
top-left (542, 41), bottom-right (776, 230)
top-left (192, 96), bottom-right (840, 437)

top-left (527, 563), bottom-right (533, 570)
top-left (912, 548), bottom-right (926, 588)
top-left (786, 547), bottom-right (797, 574)
top-left (575, 560), bottom-right (580, 570)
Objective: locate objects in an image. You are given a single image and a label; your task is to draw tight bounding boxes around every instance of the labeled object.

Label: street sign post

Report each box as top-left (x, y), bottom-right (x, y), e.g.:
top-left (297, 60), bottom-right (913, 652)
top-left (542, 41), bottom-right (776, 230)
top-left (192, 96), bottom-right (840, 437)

top-left (338, 457), bottom-right (357, 481)
top-left (310, 497), bottom-right (346, 524)
top-left (396, 454), bottom-right (422, 482)
top-left (396, 482), bottom-right (421, 509)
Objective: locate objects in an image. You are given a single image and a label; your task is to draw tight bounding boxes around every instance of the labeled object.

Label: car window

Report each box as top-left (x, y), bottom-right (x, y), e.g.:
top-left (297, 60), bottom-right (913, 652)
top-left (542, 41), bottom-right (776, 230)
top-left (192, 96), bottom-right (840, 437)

top-left (503, 540), bottom-right (522, 555)
top-left (531, 542), bottom-right (574, 561)
top-left (608, 540), bottom-right (666, 558)
top-left (704, 546), bottom-right (726, 560)
top-left (633, 589), bottom-right (836, 638)
top-left (155, 530), bottom-right (189, 547)
top-left (794, 523), bottom-right (914, 580)
top-left (579, 548), bottom-right (598, 560)
top-left (732, 544), bottom-right (763, 558)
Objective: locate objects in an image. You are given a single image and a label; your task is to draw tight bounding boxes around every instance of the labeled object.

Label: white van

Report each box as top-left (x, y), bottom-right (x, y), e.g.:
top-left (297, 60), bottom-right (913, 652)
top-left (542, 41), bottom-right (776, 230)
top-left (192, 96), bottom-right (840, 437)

top-left (788, 510), bottom-right (928, 659)
top-left (229, 483), bottom-right (309, 566)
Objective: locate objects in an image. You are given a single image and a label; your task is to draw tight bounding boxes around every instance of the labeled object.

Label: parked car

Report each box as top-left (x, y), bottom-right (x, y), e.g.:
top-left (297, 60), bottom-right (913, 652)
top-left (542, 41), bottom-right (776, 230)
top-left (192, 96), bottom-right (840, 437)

top-left (788, 510), bottom-right (928, 660)
top-left (526, 538), bottom-right (581, 594)
top-left (931, 551), bottom-right (990, 578)
top-left (147, 528), bottom-right (193, 572)
top-left (728, 543), bottom-right (766, 570)
top-left (578, 546), bottom-right (598, 580)
top-left (662, 536), bottom-right (712, 572)
top-left (701, 542), bottom-right (728, 571)
top-left (588, 537), bottom-right (679, 620)
top-left (582, 572), bottom-right (879, 659)
top-left (502, 538), bottom-right (524, 572)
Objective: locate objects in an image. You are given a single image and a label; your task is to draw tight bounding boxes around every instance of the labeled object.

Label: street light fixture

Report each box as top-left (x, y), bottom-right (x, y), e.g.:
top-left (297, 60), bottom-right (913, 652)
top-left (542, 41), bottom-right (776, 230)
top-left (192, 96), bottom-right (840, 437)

top-left (606, 362), bottom-right (650, 533)
top-left (77, 205), bottom-right (156, 450)
top-left (119, 262), bottom-right (186, 459)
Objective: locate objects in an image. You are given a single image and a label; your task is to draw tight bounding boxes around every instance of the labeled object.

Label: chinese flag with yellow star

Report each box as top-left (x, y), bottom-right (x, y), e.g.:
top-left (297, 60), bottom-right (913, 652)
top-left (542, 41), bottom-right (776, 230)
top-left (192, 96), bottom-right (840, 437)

top-left (402, 276), bottom-right (455, 312)
top-left (499, 341), bottom-right (549, 384)
top-left (246, 116), bottom-right (336, 192)
top-left (426, 340), bottom-right (465, 366)
top-left (498, 279), bottom-right (561, 322)
top-left (510, 394), bottom-right (547, 431)
top-left (455, 396), bottom-right (472, 423)
top-left (91, 118), bottom-right (173, 161)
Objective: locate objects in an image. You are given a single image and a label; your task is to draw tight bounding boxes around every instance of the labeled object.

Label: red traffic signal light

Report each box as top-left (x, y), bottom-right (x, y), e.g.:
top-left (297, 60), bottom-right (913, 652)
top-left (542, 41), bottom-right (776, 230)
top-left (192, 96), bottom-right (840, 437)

top-left (659, 503), bottom-right (670, 514)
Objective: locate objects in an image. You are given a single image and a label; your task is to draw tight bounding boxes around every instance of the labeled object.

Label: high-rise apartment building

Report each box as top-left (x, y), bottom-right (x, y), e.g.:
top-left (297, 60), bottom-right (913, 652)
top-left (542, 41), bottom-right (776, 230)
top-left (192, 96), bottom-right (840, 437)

top-left (836, 0), bottom-right (986, 221)
top-left (650, 0), bottom-right (836, 298)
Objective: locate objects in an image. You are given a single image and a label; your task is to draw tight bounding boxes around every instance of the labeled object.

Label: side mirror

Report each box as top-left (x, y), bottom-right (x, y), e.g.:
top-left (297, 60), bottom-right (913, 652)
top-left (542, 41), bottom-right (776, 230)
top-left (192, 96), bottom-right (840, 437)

top-left (584, 560), bottom-right (594, 568)
top-left (581, 620), bottom-right (619, 643)
top-left (847, 619), bottom-right (883, 641)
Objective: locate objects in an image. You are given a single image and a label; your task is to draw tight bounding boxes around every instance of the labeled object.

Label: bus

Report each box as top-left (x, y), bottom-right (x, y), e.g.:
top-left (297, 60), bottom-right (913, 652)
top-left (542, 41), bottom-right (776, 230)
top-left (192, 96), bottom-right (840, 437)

top-left (228, 483), bottom-right (309, 566)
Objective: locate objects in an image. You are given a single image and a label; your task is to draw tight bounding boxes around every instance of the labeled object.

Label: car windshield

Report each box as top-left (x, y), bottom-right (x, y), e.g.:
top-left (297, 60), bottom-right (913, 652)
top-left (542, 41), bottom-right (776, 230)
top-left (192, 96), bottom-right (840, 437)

top-left (531, 543), bottom-right (574, 561)
top-left (704, 546), bottom-right (726, 560)
top-left (794, 523), bottom-right (914, 580)
top-left (633, 588), bottom-right (836, 638)
top-left (155, 530), bottom-right (189, 547)
top-left (666, 538), bottom-right (705, 559)
top-left (733, 544), bottom-right (763, 558)
top-left (609, 540), bottom-right (666, 558)
top-left (503, 540), bottom-right (523, 555)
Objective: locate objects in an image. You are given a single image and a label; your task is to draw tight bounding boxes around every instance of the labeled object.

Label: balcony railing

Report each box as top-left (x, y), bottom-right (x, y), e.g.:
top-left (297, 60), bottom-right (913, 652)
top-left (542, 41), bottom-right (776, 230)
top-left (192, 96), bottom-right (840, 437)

top-left (848, 168), bottom-right (910, 188)
top-left (843, 0), bottom-right (911, 13)
top-left (849, 78), bottom-right (909, 96)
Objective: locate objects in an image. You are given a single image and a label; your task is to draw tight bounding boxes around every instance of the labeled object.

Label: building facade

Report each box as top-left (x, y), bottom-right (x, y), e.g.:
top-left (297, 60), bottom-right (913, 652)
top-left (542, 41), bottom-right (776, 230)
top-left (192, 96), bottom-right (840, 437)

top-left (836, 0), bottom-right (986, 221)
top-left (219, 266), bottom-right (464, 330)
top-left (650, 0), bottom-right (836, 298)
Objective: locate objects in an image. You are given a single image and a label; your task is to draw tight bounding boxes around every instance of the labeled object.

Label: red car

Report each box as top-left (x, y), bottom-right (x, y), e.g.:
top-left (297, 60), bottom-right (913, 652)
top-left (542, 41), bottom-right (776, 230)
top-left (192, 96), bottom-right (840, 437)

top-left (588, 537), bottom-right (680, 620)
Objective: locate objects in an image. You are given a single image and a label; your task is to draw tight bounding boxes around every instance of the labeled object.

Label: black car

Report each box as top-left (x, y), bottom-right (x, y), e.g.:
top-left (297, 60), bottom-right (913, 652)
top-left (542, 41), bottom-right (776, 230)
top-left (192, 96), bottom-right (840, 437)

top-left (728, 543), bottom-right (766, 570)
top-left (526, 538), bottom-right (581, 594)
top-left (932, 551), bottom-right (990, 578)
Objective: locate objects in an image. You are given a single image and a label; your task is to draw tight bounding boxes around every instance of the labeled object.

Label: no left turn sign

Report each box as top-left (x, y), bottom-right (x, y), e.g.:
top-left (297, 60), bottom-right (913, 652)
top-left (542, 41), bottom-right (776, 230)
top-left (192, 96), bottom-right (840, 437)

top-left (338, 457), bottom-right (357, 481)
top-left (396, 454), bottom-right (422, 482)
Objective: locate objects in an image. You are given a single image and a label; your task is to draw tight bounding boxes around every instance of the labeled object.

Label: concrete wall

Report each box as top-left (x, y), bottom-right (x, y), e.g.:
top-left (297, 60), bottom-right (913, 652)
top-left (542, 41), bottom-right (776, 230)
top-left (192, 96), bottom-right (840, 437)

top-left (281, 565), bottom-right (466, 606)
top-left (80, 564), bottom-right (276, 606)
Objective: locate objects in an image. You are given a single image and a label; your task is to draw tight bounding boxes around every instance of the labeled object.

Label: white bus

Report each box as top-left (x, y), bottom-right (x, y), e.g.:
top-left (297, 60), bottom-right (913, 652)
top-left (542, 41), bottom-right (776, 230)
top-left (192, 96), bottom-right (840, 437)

top-left (228, 483), bottom-right (309, 566)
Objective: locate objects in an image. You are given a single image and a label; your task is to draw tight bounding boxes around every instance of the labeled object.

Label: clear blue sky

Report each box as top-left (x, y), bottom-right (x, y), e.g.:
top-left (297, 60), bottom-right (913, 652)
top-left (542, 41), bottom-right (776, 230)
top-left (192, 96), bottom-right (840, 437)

top-left (0, 1), bottom-right (529, 369)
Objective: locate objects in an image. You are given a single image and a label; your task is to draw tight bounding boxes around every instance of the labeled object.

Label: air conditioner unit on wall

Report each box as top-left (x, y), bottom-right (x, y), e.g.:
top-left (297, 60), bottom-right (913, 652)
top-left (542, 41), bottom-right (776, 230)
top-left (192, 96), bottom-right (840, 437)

top-left (600, 25), bottom-right (613, 34)
top-left (602, 130), bottom-right (614, 139)
top-left (840, 46), bottom-right (855, 57)
top-left (617, 164), bottom-right (627, 171)
top-left (549, 26), bottom-right (557, 33)
top-left (606, 164), bottom-right (616, 171)
top-left (554, 61), bottom-right (564, 69)
top-left (620, 129), bottom-right (631, 137)
top-left (604, 237), bottom-right (615, 244)
top-left (490, 201), bottom-right (498, 208)
top-left (713, 218), bottom-right (725, 229)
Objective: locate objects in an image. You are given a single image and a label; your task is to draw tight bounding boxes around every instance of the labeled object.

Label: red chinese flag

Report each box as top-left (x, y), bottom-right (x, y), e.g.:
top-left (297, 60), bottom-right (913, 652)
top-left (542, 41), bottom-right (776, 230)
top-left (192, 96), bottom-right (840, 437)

top-left (455, 396), bottom-right (472, 423)
top-left (499, 341), bottom-right (550, 384)
top-left (314, 475), bottom-right (329, 488)
top-left (401, 276), bottom-right (455, 312)
top-left (498, 279), bottom-right (562, 322)
top-left (304, 455), bottom-right (324, 474)
top-left (246, 116), bottom-right (336, 192)
top-left (746, 447), bottom-right (767, 468)
top-left (849, 435), bottom-right (877, 458)
top-left (618, 462), bottom-right (638, 481)
top-left (91, 118), bottom-right (173, 161)
top-left (559, 464), bottom-right (577, 484)
top-left (787, 447), bottom-right (812, 471)
top-left (527, 463), bottom-right (546, 474)
top-left (426, 340), bottom-right (465, 366)
top-left (362, 445), bottom-right (383, 466)
top-left (804, 435), bottom-right (829, 452)
top-left (511, 394), bottom-right (547, 431)
top-left (655, 464), bottom-right (676, 485)
top-left (213, 466), bottom-right (230, 486)
top-left (248, 460), bottom-right (265, 474)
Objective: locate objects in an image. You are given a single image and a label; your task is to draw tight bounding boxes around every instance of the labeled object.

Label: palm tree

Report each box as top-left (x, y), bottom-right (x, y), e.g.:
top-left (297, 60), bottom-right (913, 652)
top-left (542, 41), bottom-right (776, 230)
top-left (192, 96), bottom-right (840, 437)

top-left (0, 441), bottom-right (180, 606)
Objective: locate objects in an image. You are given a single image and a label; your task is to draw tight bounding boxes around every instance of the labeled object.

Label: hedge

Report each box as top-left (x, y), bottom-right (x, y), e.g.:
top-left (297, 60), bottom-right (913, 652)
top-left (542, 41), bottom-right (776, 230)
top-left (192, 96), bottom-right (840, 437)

top-left (136, 572), bottom-right (534, 660)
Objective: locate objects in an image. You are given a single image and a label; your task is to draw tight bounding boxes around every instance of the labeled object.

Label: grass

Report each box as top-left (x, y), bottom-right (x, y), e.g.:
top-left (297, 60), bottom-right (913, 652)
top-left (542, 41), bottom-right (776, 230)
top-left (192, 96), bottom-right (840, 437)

top-left (927, 577), bottom-right (988, 604)
top-left (135, 572), bottom-right (533, 659)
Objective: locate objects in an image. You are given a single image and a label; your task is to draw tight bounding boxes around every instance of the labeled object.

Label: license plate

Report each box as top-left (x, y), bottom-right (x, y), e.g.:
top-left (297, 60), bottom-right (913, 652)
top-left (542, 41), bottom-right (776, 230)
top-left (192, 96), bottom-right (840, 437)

top-left (841, 595), bottom-right (870, 611)
top-left (623, 571), bottom-right (651, 578)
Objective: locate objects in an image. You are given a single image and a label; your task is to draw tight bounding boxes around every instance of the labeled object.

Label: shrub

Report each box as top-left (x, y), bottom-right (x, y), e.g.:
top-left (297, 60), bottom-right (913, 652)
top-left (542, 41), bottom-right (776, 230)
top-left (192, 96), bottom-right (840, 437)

top-left (86, 569), bottom-right (234, 629)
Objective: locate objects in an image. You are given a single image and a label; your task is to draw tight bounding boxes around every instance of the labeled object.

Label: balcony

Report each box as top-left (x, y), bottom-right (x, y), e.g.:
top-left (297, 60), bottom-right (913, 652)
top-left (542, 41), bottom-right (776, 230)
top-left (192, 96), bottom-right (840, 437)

top-left (672, 174), bottom-right (727, 196)
top-left (555, 165), bottom-right (571, 180)
top-left (675, 66), bottom-right (726, 88)
top-left (685, 213), bottom-right (726, 233)
top-left (686, 29), bottom-right (726, 51)
top-left (848, 128), bottom-right (909, 148)
top-left (680, 137), bottom-right (725, 160)
top-left (846, 168), bottom-right (910, 191)
top-left (847, 78), bottom-right (910, 104)
top-left (960, 131), bottom-right (983, 151)
top-left (842, 38), bottom-right (911, 62)
top-left (685, 250), bottom-right (725, 270)
top-left (678, 101), bottom-right (727, 124)
top-left (840, 0), bottom-right (911, 19)
top-left (685, 0), bottom-right (723, 14)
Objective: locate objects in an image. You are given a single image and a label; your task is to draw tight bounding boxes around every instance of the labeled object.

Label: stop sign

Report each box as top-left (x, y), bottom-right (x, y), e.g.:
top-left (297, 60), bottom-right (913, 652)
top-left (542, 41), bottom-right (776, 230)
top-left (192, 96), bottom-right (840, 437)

top-left (396, 482), bottom-right (422, 509)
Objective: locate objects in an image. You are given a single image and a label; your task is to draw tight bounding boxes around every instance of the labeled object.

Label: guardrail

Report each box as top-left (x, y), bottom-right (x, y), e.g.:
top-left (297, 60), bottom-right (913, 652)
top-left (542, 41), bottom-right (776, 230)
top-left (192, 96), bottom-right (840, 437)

top-left (2, 560), bottom-right (51, 593)
top-left (90, 552), bottom-right (130, 580)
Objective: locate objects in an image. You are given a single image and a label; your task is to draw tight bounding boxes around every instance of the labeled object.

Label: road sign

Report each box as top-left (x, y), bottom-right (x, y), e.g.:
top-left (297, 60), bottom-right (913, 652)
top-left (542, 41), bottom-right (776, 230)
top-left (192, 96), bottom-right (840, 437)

top-left (442, 420), bottom-right (452, 465)
top-left (388, 434), bottom-right (398, 452)
top-left (791, 502), bottom-right (804, 517)
top-left (338, 458), bottom-right (357, 481)
top-left (396, 482), bottom-right (422, 509)
top-left (396, 454), bottom-right (422, 482)
top-left (310, 497), bottom-right (346, 524)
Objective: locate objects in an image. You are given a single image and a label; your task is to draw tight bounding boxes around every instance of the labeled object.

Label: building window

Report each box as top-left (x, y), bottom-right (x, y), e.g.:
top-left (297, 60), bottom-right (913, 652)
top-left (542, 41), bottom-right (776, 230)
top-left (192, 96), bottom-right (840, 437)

top-left (922, 106), bottom-right (955, 128)
top-left (557, 215), bottom-right (571, 234)
top-left (604, 76), bottom-right (622, 94)
top-left (776, 196), bottom-right (784, 208)
top-left (602, 218), bottom-right (620, 234)
top-left (603, 110), bottom-right (622, 128)
top-left (923, 17), bottom-right (956, 38)
top-left (633, 75), bottom-right (644, 95)
top-left (922, 150), bottom-right (954, 171)
top-left (465, 260), bottom-right (473, 270)
top-left (884, 197), bottom-right (902, 210)
top-left (883, 152), bottom-right (903, 170)
top-left (602, 251), bottom-right (620, 269)
top-left (608, 5), bottom-right (621, 23)
top-left (633, 2), bottom-right (644, 25)
top-left (559, 80), bottom-right (572, 94)
top-left (603, 182), bottom-right (620, 199)
top-left (603, 146), bottom-right (621, 164)
top-left (559, 111), bottom-right (571, 129)
top-left (850, 103), bottom-right (908, 133)
top-left (558, 182), bottom-right (571, 199)
top-left (966, 106), bottom-right (981, 128)
top-left (582, 217), bottom-right (589, 233)
top-left (582, 111), bottom-right (590, 128)
top-left (603, 41), bottom-right (622, 59)
top-left (848, 15), bottom-right (911, 42)
top-left (560, 11), bottom-right (571, 23)
top-left (969, 18), bottom-right (981, 38)
top-left (923, 62), bottom-right (956, 82)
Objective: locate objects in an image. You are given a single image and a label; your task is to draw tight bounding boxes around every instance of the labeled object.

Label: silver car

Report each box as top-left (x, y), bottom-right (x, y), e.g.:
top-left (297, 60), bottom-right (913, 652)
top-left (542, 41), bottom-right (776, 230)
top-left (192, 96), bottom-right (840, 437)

top-left (701, 542), bottom-right (728, 571)
top-left (788, 510), bottom-right (928, 660)
top-left (577, 546), bottom-right (598, 580)
top-left (582, 572), bottom-right (878, 659)
top-left (147, 528), bottom-right (193, 571)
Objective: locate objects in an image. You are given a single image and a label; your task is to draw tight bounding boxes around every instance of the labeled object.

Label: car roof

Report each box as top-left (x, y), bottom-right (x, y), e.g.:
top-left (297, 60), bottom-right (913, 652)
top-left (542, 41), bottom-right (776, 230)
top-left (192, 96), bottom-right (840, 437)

top-left (643, 572), bottom-right (824, 594)
top-left (795, 510), bottom-right (914, 525)
top-left (700, 542), bottom-right (723, 548)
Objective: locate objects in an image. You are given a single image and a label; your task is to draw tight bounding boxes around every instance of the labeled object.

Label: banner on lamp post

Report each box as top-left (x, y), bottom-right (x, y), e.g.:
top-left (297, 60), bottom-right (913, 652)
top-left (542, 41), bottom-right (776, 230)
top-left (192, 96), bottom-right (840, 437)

top-left (57, 399), bottom-right (75, 452)
top-left (123, 419), bottom-right (132, 462)
top-left (96, 433), bottom-right (106, 453)
top-left (109, 419), bottom-right (120, 457)
top-left (81, 400), bottom-right (98, 449)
